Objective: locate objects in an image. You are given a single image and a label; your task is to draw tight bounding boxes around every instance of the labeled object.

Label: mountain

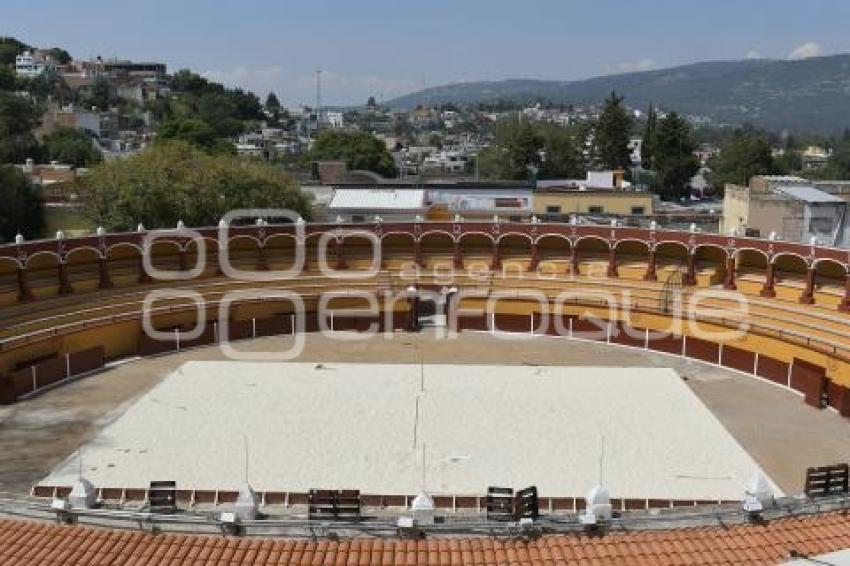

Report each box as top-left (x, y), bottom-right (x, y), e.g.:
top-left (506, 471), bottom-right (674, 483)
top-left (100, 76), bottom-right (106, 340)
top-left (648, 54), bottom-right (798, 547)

top-left (387, 55), bottom-right (850, 134)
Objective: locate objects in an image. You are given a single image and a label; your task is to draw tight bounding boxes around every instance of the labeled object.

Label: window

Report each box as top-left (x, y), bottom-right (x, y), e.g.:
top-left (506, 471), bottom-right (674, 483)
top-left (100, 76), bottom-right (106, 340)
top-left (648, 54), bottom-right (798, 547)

top-left (545, 205), bottom-right (561, 214)
top-left (351, 215), bottom-right (365, 223)
top-left (588, 206), bottom-right (604, 214)
top-left (630, 206), bottom-right (645, 215)
top-left (810, 217), bottom-right (835, 233)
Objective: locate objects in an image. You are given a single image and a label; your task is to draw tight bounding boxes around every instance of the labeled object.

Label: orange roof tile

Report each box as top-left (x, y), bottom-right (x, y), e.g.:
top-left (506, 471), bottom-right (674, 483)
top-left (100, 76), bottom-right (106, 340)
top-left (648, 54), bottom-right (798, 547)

top-left (1, 513), bottom-right (850, 565)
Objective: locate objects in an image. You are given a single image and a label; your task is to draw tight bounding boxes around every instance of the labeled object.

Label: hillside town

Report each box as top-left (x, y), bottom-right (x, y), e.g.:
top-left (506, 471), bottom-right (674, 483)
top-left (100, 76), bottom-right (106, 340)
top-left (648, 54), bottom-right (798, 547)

top-left (3, 37), bottom-right (850, 249)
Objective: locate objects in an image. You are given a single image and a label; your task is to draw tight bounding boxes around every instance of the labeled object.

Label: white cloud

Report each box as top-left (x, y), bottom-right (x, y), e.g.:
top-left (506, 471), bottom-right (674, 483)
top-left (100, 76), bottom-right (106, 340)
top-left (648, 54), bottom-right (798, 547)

top-left (746, 49), bottom-right (762, 60)
top-left (604, 59), bottom-right (657, 74)
top-left (788, 41), bottom-right (824, 60)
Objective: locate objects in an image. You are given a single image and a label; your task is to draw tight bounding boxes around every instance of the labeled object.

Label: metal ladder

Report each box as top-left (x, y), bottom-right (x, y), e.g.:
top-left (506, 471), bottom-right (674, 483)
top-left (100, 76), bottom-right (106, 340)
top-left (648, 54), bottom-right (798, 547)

top-left (659, 268), bottom-right (684, 314)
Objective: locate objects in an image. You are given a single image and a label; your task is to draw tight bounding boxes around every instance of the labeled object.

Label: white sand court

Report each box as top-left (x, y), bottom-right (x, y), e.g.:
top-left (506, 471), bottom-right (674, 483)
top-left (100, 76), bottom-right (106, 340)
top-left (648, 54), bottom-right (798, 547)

top-left (42, 361), bottom-right (779, 500)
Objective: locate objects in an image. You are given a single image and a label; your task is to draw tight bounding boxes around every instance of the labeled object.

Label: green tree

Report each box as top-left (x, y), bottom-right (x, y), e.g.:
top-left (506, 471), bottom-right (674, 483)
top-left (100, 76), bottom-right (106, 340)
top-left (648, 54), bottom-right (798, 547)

top-left (309, 130), bottom-right (397, 177)
top-left (0, 165), bottom-right (44, 241)
top-left (649, 112), bottom-right (699, 200)
top-left (157, 117), bottom-right (220, 150)
top-left (641, 104), bottom-right (657, 170)
top-left (78, 141), bottom-right (311, 231)
top-left (265, 91), bottom-right (281, 120)
top-left (0, 37), bottom-right (29, 67)
top-left (43, 48), bottom-right (71, 65)
top-left (0, 65), bottom-right (16, 90)
top-left (427, 132), bottom-right (443, 148)
top-left (594, 91), bottom-right (632, 170)
top-left (0, 91), bottom-right (42, 163)
top-left (43, 127), bottom-right (102, 167)
top-left (477, 117), bottom-right (543, 180)
top-left (819, 141), bottom-right (850, 179)
top-left (81, 77), bottom-right (116, 111)
top-left (707, 132), bottom-right (779, 193)
top-left (538, 123), bottom-right (584, 179)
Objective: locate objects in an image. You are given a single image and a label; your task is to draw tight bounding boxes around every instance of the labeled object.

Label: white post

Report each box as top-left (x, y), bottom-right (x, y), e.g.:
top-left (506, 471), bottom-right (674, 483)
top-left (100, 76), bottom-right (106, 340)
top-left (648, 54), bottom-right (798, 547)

top-left (213, 321), bottom-right (218, 342)
top-left (644, 328), bottom-right (649, 350)
top-left (682, 335), bottom-right (687, 357)
top-left (252, 318), bottom-right (257, 338)
top-left (753, 352), bottom-right (759, 375)
top-left (787, 361), bottom-right (793, 388)
top-left (65, 353), bottom-right (70, 379)
top-left (331, 310), bottom-right (335, 331)
top-left (606, 321), bottom-right (612, 343)
top-left (489, 312), bottom-right (495, 333)
top-left (31, 365), bottom-right (37, 391)
top-left (290, 314), bottom-right (295, 335)
top-left (530, 314), bottom-right (534, 335)
top-left (175, 328), bottom-right (180, 351)
top-left (568, 317), bottom-right (573, 339)
top-left (719, 343), bottom-right (724, 366)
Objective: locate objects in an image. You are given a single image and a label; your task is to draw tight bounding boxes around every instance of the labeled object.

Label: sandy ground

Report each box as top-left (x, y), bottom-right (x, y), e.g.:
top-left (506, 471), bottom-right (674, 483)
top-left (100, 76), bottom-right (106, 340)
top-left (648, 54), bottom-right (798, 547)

top-left (1, 330), bottom-right (849, 496)
top-left (41, 362), bottom-right (778, 500)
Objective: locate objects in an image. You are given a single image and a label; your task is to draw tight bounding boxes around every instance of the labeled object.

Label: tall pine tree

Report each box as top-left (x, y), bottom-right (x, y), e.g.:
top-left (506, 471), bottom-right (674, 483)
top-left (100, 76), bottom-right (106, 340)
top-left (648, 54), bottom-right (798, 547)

top-left (641, 104), bottom-right (657, 170)
top-left (651, 112), bottom-right (699, 201)
top-left (593, 91), bottom-right (632, 170)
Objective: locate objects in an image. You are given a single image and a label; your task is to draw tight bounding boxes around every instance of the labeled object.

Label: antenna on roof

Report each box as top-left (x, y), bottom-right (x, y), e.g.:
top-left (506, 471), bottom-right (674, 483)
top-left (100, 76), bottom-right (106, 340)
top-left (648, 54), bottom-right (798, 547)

top-left (243, 434), bottom-right (250, 484)
top-left (315, 69), bottom-right (322, 130)
top-left (421, 442), bottom-right (427, 492)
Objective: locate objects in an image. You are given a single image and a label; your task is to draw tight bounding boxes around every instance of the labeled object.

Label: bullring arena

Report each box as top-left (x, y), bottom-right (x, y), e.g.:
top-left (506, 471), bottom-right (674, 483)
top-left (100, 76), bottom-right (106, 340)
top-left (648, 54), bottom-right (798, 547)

top-left (2, 219), bottom-right (850, 564)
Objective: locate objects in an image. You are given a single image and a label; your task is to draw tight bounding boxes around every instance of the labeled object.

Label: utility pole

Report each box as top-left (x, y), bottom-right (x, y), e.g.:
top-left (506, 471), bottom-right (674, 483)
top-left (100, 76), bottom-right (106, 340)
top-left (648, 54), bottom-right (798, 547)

top-left (315, 70), bottom-right (323, 132)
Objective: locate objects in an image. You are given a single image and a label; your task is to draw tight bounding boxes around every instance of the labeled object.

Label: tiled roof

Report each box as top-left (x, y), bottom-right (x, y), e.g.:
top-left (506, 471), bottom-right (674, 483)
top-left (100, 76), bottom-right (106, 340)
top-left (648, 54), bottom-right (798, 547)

top-left (2, 512), bottom-right (850, 565)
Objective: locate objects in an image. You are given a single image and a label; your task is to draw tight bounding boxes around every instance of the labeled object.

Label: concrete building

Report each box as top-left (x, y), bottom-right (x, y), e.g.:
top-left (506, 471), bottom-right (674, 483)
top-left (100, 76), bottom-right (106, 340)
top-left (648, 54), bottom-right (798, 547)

top-left (534, 171), bottom-right (653, 219)
top-left (722, 175), bottom-right (849, 246)
top-left (328, 188), bottom-right (426, 223)
top-left (322, 180), bottom-right (533, 222)
top-left (14, 50), bottom-right (53, 78)
top-left (326, 112), bottom-right (344, 128)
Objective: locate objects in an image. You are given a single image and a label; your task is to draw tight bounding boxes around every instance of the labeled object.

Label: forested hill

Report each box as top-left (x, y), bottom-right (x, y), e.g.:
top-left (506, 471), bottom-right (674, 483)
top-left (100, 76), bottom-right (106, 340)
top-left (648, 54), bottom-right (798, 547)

top-left (388, 55), bottom-right (850, 134)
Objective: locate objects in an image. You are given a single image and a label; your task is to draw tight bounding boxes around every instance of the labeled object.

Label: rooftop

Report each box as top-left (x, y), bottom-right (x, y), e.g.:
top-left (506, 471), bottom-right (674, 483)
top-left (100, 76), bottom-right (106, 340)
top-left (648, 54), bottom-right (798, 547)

top-left (774, 185), bottom-right (845, 204)
top-left (2, 510), bottom-right (850, 565)
top-left (329, 188), bottom-right (426, 210)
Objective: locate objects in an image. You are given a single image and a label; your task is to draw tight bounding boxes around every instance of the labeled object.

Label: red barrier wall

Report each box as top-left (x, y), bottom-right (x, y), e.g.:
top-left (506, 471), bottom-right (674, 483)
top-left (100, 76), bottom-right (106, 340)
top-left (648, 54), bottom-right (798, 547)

top-left (791, 358), bottom-right (827, 408)
top-left (721, 345), bottom-right (756, 374)
top-left (647, 334), bottom-right (683, 355)
top-left (137, 334), bottom-right (178, 357)
top-left (255, 316), bottom-right (289, 337)
top-left (685, 337), bottom-right (719, 364)
top-left (827, 381), bottom-right (850, 417)
top-left (68, 346), bottom-right (105, 376)
top-left (611, 323), bottom-right (646, 348)
top-left (34, 357), bottom-right (66, 388)
top-left (9, 367), bottom-right (33, 397)
top-left (756, 356), bottom-right (789, 386)
top-left (457, 314), bottom-right (488, 332)
top-left (573, 318), bottom-right (608, 341)
top-left (179, 324), bottom-right (216, 350)
top-left (493, 313), bottom-right (530, 333)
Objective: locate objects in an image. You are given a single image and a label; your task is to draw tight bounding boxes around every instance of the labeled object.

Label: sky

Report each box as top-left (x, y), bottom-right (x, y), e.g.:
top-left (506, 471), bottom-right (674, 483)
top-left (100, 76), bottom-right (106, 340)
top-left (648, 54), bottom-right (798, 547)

top-left (5, 0), bottom-right (850, 106)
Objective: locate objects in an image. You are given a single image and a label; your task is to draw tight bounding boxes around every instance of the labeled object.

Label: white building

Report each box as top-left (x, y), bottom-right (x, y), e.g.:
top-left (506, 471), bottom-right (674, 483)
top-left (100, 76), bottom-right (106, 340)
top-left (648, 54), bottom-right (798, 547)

top-left (326, 112), bottom-right (344, 129)
top-left (328, 188), bottom-right (426, 222)
top-left (15, 50), bottom-right (53, 78)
